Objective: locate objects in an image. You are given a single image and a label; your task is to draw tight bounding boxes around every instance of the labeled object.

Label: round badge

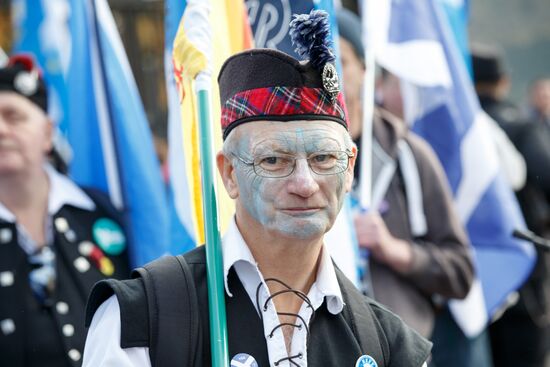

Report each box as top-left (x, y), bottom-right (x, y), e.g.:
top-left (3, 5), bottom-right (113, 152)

top-left (92, 218), bottom-right (126, 256)
top-left (99, 257), bottom-right (115, 276)
top-left (230, 353), bottom-right (259, 367)
top-left (356, 355), bottom-right (378, 367)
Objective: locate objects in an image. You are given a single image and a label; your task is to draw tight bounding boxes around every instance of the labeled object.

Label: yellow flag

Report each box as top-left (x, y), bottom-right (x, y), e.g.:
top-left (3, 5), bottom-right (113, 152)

top-left (173, 0), bottom-right (253, 245)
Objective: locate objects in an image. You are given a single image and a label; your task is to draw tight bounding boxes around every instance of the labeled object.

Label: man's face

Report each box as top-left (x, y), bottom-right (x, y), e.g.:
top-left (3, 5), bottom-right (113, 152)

top-left (0, 92), bottom-right (52, 176)
top-left (339, 37), bottom-right (365, 140)
top-left (220, 120), bottom-right (356, 241)
top-left (531, 79), bottom-right (550, 116)
top-left (379, 73), bottom-right (404, 119)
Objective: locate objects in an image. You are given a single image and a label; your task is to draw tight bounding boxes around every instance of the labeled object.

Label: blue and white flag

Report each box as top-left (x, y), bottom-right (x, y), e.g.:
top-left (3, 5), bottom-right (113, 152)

top-left (11, 0), bottom-right (70, 135)
top-left (373, 0), bottom-right (535, 336)
top-left (245, 0), bottom-right (342, 72)
top-left (245, 0), bottom-right (310, 58)
top-left (12, 0), bottom-right (170, 267)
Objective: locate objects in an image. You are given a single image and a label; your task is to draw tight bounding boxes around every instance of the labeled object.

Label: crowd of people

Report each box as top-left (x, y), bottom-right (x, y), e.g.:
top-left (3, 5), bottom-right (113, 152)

top-left (0, 7), bottom-right (549, 367)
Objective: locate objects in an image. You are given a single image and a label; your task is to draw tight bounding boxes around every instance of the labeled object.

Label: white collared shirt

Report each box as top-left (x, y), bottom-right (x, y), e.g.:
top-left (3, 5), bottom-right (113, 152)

top-left (0, 164), bottom-right (95, 254)
top-left (82, 218), bottom-right (344, 367)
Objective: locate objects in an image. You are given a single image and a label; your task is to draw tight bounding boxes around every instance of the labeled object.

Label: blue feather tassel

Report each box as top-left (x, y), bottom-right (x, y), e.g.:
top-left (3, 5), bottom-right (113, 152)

top-left (289, 10), bottom-right (335, 71)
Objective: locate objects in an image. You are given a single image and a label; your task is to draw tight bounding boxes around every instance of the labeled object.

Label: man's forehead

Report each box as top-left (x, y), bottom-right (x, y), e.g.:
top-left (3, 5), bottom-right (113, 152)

top-left (0, 91), bottom-right (47, 119)
top-left (0, 91), bottom-right (33, 109)
top-left (242, 120), bottom-right (345, 138)
top-left (239, 121), bottom-right (344, 149)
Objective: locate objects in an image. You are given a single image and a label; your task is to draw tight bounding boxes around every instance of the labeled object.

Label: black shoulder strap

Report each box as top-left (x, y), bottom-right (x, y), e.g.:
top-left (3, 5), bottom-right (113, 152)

top-left (133, 255), bottom-right (203, 367)
top-left (85, 278), bottom-right (150, 348)
top-left (335, 267), bottom-right (389, 366)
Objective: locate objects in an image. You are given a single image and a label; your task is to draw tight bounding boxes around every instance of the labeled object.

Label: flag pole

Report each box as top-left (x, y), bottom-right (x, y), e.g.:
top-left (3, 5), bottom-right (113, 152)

top-left (359, 0), bottom-right (376, 211)
top-left (357, 0), bottom-right (381, 297)
top-left (174, 1), bottom-right (229, 364)
top-left (195, 72), bottom-right (229, 366)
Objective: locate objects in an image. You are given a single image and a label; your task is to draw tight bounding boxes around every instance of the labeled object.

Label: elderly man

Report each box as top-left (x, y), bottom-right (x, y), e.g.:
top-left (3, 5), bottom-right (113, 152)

top-left (0, 55), bottom-right (129, 366)
top-left (83, 11), bottom-right (430, 367)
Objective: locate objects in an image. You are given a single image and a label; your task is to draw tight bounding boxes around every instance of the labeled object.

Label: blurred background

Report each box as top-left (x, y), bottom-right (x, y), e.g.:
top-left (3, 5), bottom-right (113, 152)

top-left (1, 1), bottom-right (548, 365)
top-left (2, 0), bottom-right (548, 137)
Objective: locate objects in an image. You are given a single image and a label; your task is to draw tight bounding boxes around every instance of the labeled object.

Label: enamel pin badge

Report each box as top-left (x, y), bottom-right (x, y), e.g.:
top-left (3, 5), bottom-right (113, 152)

top-left (356, 354), bottom-right (378, 367)
top-left (230, 353), bottom-right (259, 367)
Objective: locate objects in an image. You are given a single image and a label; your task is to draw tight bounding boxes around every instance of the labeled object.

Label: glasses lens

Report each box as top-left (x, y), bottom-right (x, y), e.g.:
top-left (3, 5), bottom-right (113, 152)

top-left (250, 151), bottom-right (350, 178)
top-left (253, 154), bottom-right (295, 178)
top-left (309, 151), bottom-right (349, 175)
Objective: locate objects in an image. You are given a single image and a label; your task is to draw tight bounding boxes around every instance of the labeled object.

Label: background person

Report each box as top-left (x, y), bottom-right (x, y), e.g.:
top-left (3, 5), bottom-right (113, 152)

top-left (337, 8), bottom-right (474, 340)
top-left (472, 48), bottom-right (550, 367)
top-left (0, 54), bottom-right (129, 367)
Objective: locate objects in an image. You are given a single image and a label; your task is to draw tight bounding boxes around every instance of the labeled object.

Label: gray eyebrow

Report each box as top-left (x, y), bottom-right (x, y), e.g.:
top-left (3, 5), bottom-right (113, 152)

top-left (251, 132), bottom-right (344, 155)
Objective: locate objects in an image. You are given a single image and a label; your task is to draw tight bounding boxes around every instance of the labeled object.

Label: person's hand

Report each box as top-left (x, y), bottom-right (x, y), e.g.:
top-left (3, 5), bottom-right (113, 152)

top-left (354, 211), bottom-right (413, 273)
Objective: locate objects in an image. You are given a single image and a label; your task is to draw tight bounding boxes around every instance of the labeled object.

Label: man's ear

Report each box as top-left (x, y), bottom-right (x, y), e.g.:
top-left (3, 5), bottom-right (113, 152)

top-left (344, 145), bottom-right (357, 193)
top-left (216, 151), bottom-right (239, 199)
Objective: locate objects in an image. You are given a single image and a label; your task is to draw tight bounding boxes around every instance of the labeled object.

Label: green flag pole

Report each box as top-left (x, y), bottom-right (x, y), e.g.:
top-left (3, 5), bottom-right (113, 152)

top-left (176, 2), bottom-right (229, 363)
top-left (195, 73), bottom-right (229, 366)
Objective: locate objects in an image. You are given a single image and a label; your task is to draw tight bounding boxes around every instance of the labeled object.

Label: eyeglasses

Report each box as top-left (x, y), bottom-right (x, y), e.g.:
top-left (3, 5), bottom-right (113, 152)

top-left (231, 150), bottom-right (354, 178)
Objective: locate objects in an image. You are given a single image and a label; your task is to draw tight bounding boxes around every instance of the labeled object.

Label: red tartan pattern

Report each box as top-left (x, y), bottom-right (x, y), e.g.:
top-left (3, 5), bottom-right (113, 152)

top-left (221, 86), bottom-right (348, 129)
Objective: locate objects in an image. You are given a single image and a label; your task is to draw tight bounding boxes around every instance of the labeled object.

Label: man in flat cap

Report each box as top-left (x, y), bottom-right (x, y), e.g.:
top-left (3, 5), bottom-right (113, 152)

top-left (0, 54), bottom-right (129, 367)
top-left (83, 11), bottom-right (430, 367)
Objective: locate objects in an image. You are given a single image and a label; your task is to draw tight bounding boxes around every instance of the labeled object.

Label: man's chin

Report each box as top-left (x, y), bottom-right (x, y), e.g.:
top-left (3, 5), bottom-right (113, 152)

top-left (270, 218), bottom-right (328, 240)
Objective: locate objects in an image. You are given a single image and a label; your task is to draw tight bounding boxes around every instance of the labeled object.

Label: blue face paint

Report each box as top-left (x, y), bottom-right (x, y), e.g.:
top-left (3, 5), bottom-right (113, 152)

top-left (232, 122), bottom-right (349, 240)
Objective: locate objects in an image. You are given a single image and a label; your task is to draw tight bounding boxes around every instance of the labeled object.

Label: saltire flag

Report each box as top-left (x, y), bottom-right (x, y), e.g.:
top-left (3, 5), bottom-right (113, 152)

top-left (244, 0), bottom-right (360, 286)
top-left (167, 0), bottom-right (253, 247)
top-left (12, 0), bottom-right (170, 267)
top-left (371, 0), bottom-right (536, 336)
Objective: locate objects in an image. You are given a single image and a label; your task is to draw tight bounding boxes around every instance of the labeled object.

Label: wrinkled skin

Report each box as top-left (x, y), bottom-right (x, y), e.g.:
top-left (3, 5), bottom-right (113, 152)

top-left (218, 120), bottom-right (356, 242)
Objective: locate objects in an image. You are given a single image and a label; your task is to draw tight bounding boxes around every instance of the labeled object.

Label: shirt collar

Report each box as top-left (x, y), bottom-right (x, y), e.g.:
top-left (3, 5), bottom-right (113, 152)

top-left (45, 164), bottom-right (96, 215)
top-left (221, 217), bottom-right (344, 314)
top-left (313, 245), bottom-right (344, 314)
top-left (0, 164), bottom-right (96, 223)
top-left (222, 217), bottom-right (258, 297)
top-left (0, 203), bottom-right (14, 222)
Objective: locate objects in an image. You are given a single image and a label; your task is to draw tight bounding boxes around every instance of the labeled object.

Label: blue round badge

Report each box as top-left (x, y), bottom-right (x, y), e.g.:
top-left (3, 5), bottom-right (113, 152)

top-left (356, 354), bottom-right (378, 367)
top-left (230, 353), bottom-right (259, 367)
top-left (92, 218), bottom-right (126, 256)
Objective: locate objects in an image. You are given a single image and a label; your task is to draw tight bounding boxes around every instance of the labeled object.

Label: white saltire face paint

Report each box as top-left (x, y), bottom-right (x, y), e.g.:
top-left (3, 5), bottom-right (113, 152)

top-left (230, 120), bottom-right (354, 240)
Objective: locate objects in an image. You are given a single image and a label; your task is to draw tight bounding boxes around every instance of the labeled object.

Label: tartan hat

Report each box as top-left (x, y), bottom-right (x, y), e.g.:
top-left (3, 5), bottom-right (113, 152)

top-left (218, 11), bottom-right (348, 140)
top-left (0, 53), bottom-right (48, 113)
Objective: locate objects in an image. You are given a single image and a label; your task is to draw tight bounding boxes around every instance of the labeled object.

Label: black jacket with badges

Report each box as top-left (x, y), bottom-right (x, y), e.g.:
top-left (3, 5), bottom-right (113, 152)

top-left (0, 189), bottom-right (129, 367)
top-left (86, 246), bottom-right (431, 367)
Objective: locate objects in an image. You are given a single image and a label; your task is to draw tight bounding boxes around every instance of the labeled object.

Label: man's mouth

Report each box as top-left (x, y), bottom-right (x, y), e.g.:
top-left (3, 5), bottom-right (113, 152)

top-left (280, 207), bottom-right (322, 216)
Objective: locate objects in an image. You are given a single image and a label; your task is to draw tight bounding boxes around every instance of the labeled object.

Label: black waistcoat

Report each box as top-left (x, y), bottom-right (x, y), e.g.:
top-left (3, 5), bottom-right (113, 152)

top-left (87, 246), bottom-right (432, 367)
top-left (0, 202), bottom-right (129, 367)
top-left (191, 264), bottom-right (367, 366)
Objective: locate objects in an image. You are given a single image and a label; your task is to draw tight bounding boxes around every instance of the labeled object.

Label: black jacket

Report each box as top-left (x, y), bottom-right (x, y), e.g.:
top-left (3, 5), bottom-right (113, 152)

top-left (0, 191), bottom-right (129, 367)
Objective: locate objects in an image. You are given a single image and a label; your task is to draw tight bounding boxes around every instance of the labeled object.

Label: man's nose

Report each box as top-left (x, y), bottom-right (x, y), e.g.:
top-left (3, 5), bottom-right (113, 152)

top-left (286, 158), bottom-right (320, 197)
